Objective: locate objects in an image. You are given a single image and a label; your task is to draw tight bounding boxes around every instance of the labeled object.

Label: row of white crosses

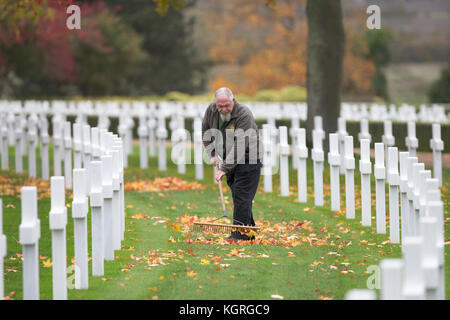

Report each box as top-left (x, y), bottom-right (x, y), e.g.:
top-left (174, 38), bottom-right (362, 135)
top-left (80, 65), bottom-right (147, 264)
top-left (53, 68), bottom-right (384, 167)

top-left (5, 99), bottom-right (448, 123)
top-left (262, 116), bottom-right (444, 245)
top-left (259, 115), bottom-right (445, 300)
top-left (341, 102), bottom-right (448, 124)
top-left (0, 125), bottom-right (126, 300)
top-left (346, 152), bottom-right (445, 300)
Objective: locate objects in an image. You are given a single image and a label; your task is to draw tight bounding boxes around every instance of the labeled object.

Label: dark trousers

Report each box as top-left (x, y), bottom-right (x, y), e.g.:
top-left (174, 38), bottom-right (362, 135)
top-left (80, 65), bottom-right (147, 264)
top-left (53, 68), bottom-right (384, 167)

top-left (226, 162), bottom-right (262, 226)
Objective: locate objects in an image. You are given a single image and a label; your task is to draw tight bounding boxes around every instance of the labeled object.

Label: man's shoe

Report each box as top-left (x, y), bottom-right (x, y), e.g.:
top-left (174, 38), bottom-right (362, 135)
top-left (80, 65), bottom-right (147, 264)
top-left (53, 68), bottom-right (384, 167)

top-left (227, 231), bottom-right (251, 242)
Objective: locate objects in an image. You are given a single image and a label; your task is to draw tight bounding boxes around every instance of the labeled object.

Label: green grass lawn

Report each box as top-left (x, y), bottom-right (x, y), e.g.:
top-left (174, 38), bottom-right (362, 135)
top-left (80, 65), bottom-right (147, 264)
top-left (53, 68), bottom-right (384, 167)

top-left (1, 143), bottom-right (449, 300)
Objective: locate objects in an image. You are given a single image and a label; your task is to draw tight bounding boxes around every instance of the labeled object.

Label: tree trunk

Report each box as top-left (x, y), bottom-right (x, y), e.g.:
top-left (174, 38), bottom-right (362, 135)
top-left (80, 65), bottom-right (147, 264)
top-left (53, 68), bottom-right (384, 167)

top-left (306, 0), bottom-right (345, 151)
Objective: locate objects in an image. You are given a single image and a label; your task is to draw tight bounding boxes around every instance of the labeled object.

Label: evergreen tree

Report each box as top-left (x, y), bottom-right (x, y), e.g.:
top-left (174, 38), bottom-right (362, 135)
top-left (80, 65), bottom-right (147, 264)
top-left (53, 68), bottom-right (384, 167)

top-left (105, 0), bottom-right (209, 95)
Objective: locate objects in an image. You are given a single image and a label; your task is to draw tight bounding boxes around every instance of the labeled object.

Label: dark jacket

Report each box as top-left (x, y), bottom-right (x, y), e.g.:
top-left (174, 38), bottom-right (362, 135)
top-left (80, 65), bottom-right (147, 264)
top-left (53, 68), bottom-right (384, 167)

top-left (202, 100), bottom-right (261, 173)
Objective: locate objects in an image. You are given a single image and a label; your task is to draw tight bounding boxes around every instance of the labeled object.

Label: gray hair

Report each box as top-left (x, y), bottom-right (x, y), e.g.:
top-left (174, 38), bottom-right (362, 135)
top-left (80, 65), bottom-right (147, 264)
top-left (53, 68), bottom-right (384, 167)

top-left (214, 87), bottom-right (234, 102)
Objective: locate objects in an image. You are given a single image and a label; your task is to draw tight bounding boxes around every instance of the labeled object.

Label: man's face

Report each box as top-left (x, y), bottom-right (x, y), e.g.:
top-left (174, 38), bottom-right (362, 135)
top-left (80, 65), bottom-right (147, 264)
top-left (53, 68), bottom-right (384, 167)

top-left (216, 95), bottom-right (234, 116)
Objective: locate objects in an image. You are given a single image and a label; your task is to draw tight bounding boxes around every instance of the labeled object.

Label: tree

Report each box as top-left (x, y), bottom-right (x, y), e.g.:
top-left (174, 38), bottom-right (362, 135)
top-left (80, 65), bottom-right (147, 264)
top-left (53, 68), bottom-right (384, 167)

top-left (0, 1), bottom-right (148, 97)
top-left (428, 63), bottom-right (450, 103)
top-left (364, 28), bottom-right (393, 100)
top-left (105, 0), bottom-right (209, 95)
top-left (306, 0), bottom-right (345, 148)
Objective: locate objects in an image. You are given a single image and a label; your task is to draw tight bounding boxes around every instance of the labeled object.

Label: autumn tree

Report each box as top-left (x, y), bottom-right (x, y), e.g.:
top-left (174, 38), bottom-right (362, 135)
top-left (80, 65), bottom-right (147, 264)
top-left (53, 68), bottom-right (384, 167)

top-left (0, 1), bottom-right (148, 97)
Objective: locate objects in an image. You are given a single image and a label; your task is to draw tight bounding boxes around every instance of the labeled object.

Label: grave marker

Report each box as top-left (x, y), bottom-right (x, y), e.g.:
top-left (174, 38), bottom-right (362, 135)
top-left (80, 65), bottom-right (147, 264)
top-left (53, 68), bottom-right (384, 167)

top-left (262, 124), bottom-right (273, 193)
top-left (64, 122), bottom-right (73, 189)
top-left (295, 128), bottom-right (308, 203)
top-left (344, 136), bottom-right (355, 218)
top-left (49, 176), bottom-right (67, 299)
top-left (328, 133), bottom-right (340, 211)
top-left (420, 216), bottom-right (439, 299)
top-left (279, 126), bottom-right (290, 197)
top-left (380, 259), bottom-right (403, 300)
top-left (429, 123), bottom-right (443, 187)
top-left (101, 154), bottom-right (114, 261)
top-left (402, 236), bottom-right (425, 299)
top-left (138, 115), bottom-right (148, 169)
top-left (72, 169), bottom-right (89, 289)
top-left (19, 187), bottom-right (40, 300)
top-left (156, 114), bottom-right (168, 171)
top-left (359, 139), bottom-right (371, 226)
top-left (73, 123), bottom-right (83, 169)
top-left (29, 115), bottom-right (39, 174)
top-left (312, 130), bottom-right (324, 206)
top-left (337, 117), bottom-right (347, 175)
top-left (387, 147), bottom-right (400, 243)
top-left (405, 122), bottom-right (418, 157)
top-left (14, 116), bottom-right (22, 173)
top-left (374, 143), bottom-right (386, 233)
top-left (40, 117), bottom-right (50, 180)
top-left (90, 161), bottom-right (104, 276)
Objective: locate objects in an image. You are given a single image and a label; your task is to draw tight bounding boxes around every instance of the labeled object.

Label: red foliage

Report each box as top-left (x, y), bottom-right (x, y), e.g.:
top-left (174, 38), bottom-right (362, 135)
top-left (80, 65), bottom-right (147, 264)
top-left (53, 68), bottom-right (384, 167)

top-left (0, 1), bottom-right (111, 83)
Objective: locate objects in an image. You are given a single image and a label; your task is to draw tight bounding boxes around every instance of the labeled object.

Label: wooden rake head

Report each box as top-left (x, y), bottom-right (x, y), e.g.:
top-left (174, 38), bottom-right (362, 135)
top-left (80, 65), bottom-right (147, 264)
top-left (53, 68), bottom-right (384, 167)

top-left (192, 221), bottom-right (260, 235)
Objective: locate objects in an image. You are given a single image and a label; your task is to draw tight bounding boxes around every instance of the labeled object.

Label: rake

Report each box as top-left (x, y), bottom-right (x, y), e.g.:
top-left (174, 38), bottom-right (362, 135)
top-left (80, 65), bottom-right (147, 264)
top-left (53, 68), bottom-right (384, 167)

top-left (192, 162), bottom-right (260, 235)
top-left (192, 221), bottom-right (260, 234)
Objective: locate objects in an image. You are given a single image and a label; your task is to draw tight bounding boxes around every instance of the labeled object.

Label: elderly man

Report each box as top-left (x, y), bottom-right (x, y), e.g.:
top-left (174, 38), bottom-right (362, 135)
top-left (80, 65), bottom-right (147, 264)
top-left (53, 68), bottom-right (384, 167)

top-left (202, 87), bottom-right (262, 241)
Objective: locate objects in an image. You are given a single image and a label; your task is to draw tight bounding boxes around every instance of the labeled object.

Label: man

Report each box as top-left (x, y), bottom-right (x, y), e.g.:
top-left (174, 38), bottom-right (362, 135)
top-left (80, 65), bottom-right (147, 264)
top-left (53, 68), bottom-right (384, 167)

top-left (202, 87), bottom-right (262, 241)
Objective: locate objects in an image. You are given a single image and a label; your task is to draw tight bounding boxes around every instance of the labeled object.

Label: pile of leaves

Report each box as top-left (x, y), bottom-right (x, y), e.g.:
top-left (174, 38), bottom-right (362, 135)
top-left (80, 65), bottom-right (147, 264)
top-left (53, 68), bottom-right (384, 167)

top-left (0, 174), bottom-right (51, 200)
top-left (124, 177), bottom-right (205, 192)
top-left (169, 214), bottom-right (328, 248)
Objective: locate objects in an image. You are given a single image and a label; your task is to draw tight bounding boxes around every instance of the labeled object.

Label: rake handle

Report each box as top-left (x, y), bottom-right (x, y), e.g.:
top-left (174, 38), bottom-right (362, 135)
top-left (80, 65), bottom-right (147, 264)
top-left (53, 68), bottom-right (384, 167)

top-left (216, 163), bottom-right (227, 216)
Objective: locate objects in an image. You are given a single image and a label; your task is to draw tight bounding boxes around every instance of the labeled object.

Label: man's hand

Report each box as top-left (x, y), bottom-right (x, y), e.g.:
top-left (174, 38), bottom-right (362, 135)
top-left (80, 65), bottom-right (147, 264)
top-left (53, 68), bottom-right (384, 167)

top-left (210, 156), bottom-right (219, 166)
top-left (215, 169), bottom-right (226, 182)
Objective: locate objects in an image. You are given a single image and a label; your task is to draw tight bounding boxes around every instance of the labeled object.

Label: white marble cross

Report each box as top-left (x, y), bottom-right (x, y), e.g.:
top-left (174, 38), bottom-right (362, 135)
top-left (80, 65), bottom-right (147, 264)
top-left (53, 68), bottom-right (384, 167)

top-left (39, 116), bottom-right (50, 180)
top-left (0, 114), bottom-right (8, 170)
top-left (359, 139), bottom-right (371, 226)
top-left (344, 136), bottom-right (355, 219)
top-left (374, 143), bottom-right (386, 234)
top-left (328, 133), bottom-right (340, 211)
top-left (387, 147), bottom-right (400, 243)
top-left (14, 115), bottom-right (22, 173)
top-left (337, 117), bottom-right (347, 175)
top-left (19, 186), bottom-right (40, 300)
top-left (380, 258), bottom-right (403, 300)
top-left (89, 160), bottom-right (104, 276)
top-left (278, 126), bottom-right (290, 197)
top-left (399, 152), bottom-right (410, 248)
top-left (429, 123), bottom-right (443, 187)
top-left (101, 154), bottom-right (114, 261)
top-left (425, 178), bottom-right (445, 299)
top-left (49, 176), bottom-right (67, 299)
top-left (420, 216), bottom-right (439, 299)
top-left (73, 123), bottom-right (83, 169)
top-left (382, 120), bottom-right (395, 170)
top-left (358, 118), bottom-right (371, 144)
top-left (63, 122), bottom-right (73, 189)
top-left (156, 114), bottom-right (168, 171)
top-left (193, 116), bottom-right (204, 180)
top-left (312, 129), bottom-right (324, 206)
top-left (262, 124), bottom-right (273, 193)
top-left (28, 115), bottom-right (39, 173)
top-left (405, 122), bottom-right (418, 157)
top-left (138, 114), bottom-right (148, 169)
top-left (82, 124), bottom-right (91, 173)
top-left (402, 236), bottom-right (425, 299)
top-left (295, 128), bottom-right (308, 203)
top-left (72, 168), bottom-right (89, 289)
